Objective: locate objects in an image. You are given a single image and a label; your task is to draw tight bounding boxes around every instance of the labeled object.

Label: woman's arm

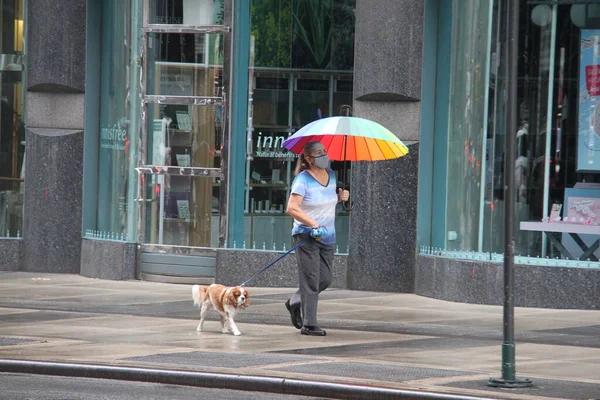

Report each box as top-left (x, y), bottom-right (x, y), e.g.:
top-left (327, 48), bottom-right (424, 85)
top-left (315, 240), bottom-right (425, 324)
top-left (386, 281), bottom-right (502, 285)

top-left (286, 194), bottom-right (319, 228)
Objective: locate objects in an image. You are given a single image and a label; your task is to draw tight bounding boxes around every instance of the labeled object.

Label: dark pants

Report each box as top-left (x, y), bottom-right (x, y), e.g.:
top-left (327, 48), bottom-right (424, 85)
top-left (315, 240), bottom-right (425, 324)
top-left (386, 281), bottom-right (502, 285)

top-left (289, 235), bottom-right (334, 327)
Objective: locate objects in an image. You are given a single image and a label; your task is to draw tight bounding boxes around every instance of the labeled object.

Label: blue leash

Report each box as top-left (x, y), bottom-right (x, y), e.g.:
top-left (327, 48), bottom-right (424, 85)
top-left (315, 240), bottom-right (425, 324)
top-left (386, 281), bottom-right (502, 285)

top-left (240, 239), bottom-right (308, 286)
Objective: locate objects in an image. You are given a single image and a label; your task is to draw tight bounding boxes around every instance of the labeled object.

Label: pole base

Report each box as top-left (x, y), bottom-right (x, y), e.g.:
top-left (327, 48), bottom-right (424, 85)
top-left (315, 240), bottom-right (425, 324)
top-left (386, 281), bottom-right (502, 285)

top-left (488, 377), bottom-right (533, 388)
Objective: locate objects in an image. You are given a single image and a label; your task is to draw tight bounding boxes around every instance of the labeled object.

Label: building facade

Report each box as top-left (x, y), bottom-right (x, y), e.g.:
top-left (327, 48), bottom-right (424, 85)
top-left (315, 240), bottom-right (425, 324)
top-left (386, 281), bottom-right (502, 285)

top-left (0, 0), bottom-right (598, 309)
top-left (416, 0), bottom-right (600, 309)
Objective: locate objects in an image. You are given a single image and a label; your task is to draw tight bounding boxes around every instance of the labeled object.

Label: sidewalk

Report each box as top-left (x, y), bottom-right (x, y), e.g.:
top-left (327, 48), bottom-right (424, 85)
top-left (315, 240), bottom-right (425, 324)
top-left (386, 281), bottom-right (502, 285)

top-left (0, 271), bottom-right (598, 399)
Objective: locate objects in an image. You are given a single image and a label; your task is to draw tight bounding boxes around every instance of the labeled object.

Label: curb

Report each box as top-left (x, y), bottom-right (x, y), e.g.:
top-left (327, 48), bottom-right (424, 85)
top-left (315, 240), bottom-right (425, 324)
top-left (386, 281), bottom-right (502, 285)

top-left (0, 359), bottom-right (500, 400)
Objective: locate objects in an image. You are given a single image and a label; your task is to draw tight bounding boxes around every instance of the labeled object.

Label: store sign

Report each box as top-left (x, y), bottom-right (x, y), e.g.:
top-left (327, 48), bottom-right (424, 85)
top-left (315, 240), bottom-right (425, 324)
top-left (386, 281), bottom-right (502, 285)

top-left (255, 132), bottom-right (296, 158)
top-left (155, 16), bottom-right (183, 24)
top-left (577, 29), bottom-right (600, 171)
top-left (100, 125), bottom-right (128, 151)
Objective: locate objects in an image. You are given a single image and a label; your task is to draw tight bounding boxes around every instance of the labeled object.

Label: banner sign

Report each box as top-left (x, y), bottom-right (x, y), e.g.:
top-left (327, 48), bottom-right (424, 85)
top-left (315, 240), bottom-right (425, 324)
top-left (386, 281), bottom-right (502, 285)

top-left (578, 29), bottom-right (600, 171)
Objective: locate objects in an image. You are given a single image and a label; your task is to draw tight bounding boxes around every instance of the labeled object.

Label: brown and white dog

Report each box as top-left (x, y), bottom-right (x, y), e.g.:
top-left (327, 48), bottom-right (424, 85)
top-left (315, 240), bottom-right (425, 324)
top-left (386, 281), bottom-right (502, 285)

top-left (192, 284), bottom-right (249, 336)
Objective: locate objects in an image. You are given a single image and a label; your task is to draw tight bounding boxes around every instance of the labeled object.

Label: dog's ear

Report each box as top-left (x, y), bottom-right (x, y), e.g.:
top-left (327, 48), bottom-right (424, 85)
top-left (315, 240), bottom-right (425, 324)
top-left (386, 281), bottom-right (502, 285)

top-left (227, 291), bottom-right (238, 307)
top-left (242, 290), bottom-right (250, 308)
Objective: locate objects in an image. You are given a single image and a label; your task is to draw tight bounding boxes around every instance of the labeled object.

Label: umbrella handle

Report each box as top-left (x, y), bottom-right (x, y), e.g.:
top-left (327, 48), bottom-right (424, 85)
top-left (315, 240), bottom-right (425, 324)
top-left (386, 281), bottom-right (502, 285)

top-left (342, 200), bottom-right (354, 211)
top-left (341, 138), bottom-right (353, 211)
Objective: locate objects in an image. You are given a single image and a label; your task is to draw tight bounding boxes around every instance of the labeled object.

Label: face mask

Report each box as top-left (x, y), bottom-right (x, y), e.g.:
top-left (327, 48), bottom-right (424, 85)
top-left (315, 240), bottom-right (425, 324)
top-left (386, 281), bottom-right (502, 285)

top-left (313, 154), bottom-right (329, 169)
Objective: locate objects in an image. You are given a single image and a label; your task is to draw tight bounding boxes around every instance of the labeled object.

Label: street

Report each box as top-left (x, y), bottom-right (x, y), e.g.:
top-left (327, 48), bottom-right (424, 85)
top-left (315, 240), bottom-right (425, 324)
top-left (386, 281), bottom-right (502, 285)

top-left (0, 373), bottom-right (328, 400)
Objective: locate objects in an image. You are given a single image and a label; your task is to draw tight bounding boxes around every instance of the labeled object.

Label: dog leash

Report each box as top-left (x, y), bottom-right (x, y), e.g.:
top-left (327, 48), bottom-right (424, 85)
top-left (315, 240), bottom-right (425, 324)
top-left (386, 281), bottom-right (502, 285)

top-left (240, 239), bottom-right (308, 286)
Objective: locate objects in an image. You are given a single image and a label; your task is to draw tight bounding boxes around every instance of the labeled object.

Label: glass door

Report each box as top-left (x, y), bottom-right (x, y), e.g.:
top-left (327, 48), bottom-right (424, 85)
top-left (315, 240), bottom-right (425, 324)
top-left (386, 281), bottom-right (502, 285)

top-left (137, 0), bottom-right (230, 248)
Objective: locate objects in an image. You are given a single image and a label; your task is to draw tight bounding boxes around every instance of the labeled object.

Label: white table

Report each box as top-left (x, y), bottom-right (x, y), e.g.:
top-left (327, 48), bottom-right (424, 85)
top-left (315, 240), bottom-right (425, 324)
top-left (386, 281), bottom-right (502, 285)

top-left (520, 221), bottom-right (600, 261)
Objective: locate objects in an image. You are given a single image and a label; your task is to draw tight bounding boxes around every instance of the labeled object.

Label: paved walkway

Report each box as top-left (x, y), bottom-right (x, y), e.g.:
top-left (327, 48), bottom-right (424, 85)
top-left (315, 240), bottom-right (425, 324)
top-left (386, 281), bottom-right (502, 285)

top-left (0, 272), bottom-right (598, 399)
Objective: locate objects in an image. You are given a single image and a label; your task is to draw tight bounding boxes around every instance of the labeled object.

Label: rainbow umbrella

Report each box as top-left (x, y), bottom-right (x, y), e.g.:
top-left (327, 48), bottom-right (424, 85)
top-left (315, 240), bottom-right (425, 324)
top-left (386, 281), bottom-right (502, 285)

top-left (283, 116), bottom-right (409, 210)
top-left (283, 116), bottom-right (408, 161)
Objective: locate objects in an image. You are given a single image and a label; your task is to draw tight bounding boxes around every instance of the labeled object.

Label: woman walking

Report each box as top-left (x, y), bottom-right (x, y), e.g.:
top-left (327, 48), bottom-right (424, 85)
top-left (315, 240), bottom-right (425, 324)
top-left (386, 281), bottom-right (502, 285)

top-left (285, 141), bottom-right (350, 336)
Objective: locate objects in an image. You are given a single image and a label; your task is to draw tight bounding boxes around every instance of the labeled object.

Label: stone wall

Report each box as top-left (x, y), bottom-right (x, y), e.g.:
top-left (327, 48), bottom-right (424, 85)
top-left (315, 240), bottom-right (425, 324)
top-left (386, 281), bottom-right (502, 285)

top-left (22, 0), bottom-right (86, 273)
top-left (348, 0), bottom-right (424, 292)
top-left (216, 249), bottom-right (348, 289)
top-left (416, 255), bottom-right (600, 309)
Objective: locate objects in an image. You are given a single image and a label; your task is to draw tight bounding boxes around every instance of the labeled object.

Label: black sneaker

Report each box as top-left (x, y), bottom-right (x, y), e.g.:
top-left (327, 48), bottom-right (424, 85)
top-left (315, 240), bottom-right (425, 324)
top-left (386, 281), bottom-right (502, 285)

top-left (285, 299), bottom-right (302, 329)
top-left (300, 326), bottom-right (326, 336)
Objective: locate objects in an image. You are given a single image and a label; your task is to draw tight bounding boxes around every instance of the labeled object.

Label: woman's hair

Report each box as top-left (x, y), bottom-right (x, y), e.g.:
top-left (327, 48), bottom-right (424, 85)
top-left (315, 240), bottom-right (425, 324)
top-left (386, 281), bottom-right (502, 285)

top-left (294, 141), bottom-right (321, 176)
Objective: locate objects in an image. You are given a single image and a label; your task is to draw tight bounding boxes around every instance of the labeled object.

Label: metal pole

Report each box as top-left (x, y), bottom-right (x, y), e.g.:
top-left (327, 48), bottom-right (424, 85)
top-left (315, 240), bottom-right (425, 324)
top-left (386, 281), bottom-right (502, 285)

top-left (341, 135), bottom-right (353, 211)
top-left (503, 0), bottom-right (518, 380)
top-left (489, 0), bottom-right (531, 388)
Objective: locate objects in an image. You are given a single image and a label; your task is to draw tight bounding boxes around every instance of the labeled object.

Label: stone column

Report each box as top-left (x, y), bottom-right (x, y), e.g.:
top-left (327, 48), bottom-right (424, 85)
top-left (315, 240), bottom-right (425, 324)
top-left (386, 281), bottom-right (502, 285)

top-left (348, 0), bottom-right (424, 292)
top-left (22, 0), bottom-right (86, 273)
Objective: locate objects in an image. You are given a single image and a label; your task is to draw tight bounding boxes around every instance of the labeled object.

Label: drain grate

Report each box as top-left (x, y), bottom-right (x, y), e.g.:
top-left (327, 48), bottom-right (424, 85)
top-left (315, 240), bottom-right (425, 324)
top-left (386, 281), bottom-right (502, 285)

top-left (0, 311), bottom-right (95, 325)
top-left (273, 337), bottom-right (497, 357)
top-left (0, 337), bottom-right (42, 346)
top-left (270, 361), bottom-right (471, 382)
top-left (125, 351), bottom-right (324, 368)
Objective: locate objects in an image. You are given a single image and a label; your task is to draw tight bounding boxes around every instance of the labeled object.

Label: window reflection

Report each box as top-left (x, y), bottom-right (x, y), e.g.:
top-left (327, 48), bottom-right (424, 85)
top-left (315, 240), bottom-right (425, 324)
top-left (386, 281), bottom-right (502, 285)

top-left (428, 1), bottom-right (600, 265)
top-left (0, 0), bottom-right (25, 238)
top-left (143, 0), bottom-right (224, 247)
top-left (246, 0), bottom-right (355, 253)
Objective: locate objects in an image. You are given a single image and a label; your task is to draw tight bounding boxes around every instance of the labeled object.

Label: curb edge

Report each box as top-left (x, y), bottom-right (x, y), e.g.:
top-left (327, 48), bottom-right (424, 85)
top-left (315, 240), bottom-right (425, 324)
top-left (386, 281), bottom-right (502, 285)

top-left (0, 359), bottom-right (498, 400)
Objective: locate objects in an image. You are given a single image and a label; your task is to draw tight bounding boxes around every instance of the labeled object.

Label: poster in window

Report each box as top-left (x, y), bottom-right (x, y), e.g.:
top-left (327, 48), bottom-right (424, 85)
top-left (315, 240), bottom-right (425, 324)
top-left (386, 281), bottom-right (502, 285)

top-left (578, 29), bottom-right (600, 171)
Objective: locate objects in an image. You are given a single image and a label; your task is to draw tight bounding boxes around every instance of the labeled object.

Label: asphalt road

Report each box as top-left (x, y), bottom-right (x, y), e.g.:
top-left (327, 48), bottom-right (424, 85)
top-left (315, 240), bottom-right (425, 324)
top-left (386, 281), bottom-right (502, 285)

top-left (0, 373), bottom-right (330, 400)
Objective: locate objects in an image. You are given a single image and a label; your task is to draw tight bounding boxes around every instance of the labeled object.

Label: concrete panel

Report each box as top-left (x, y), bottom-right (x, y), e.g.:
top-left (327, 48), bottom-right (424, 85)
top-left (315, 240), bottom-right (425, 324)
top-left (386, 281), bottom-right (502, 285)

top-left (353, 0), bottom-right (424, 101)
top-left (80, 239), bottom-right (136, 280)
top-left (22, 128), bottom-right (84, 273)
top-left (353, 100), bottom-right (421, 142)
top-left (347, 143), bottom-right (419, 293)
top-left (0, 239), bottom-right (22, 271)
top-left (415, 255), bottom-right (600, 309)
top-left (216, 249), bottom-right (348, 289)
top-left (27, 0), bottom-right (86, 92)
top-left (27, 93), bottom-right (85, 130)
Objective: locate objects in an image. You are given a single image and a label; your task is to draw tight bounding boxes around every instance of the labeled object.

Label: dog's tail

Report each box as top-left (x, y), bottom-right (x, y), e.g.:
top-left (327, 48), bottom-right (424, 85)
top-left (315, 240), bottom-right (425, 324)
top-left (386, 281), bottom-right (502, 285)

top-left (192, 284), bottom-right (207, 307)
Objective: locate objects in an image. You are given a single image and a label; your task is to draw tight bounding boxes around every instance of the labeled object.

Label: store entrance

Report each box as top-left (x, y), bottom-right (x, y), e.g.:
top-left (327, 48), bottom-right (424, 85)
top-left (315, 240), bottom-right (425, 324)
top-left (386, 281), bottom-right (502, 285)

top-left (136, 0), bottom-right (230, 282)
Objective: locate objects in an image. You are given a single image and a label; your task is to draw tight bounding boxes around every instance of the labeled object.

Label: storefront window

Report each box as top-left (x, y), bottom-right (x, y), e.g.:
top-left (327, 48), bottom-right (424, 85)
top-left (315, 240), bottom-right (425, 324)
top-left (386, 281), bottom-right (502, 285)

top-left (143, 0), bottom-right (224, 247)
top-left (244, 0), bottom-right (355, 253)
top-left (95, 0), bottom-right (134, 240)
top-left (0, 0), bottom-right (25, 238)
top-left (422, 0), bottom-right (600, 268)
top-left (445, 0), bottom-right (492, 252)
top-left (484, 1), bottom-right (557, 257)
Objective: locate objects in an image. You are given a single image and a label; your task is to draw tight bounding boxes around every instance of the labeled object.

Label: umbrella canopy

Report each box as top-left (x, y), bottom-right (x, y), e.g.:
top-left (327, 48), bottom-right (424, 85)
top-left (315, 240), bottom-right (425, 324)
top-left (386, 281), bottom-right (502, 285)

top-left (282, 116), bottom-right (409, 161)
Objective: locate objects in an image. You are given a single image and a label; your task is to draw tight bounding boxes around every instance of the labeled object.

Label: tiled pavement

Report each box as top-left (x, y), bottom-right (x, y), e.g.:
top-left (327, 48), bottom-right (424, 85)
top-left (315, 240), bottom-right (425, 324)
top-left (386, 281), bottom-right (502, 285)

top-left (0, 272), bottom-right (599, 399)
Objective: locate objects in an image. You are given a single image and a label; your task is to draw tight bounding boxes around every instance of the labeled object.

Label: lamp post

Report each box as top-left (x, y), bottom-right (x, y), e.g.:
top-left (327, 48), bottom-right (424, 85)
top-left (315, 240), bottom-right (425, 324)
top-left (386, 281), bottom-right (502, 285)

top-left (488, 0), bottom-right (532, 389)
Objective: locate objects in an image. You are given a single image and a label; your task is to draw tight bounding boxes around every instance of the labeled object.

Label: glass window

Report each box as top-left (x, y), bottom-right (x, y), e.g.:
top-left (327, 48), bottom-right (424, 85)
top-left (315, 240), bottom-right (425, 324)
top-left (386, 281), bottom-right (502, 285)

top-left (244, 0), bottom-right (355, 253)
top-left (444, 0), bottom-right (493, 252)
top-left (142, 0), bottom-right (224, 247)
top-left (423, 1), bottom-right (600, 267)
top-left (142, 174), bottom-right (220, 246)
top-left (152, 0), bottom-right (223, 25)
top-left (143, 104), bottom-right (222, 247)
top-left (0, 0), bottom-right (25, 238)
top-left (94, 0), bottom-right (135, 241)
top-left (483, 1), bottom-right (557, 257)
